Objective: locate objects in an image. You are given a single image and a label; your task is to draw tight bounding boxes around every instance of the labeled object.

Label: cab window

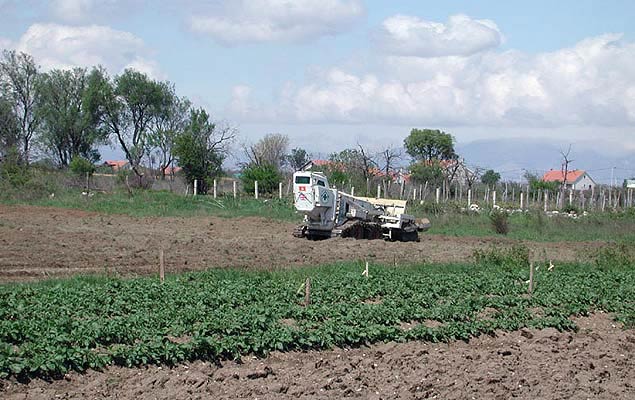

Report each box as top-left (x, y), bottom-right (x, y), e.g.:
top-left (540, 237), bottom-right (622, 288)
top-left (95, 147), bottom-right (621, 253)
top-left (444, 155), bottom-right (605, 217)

top-left (295, 176), bottom-right (310, 184)
top-left (316, 180), bottom-right (326, 187)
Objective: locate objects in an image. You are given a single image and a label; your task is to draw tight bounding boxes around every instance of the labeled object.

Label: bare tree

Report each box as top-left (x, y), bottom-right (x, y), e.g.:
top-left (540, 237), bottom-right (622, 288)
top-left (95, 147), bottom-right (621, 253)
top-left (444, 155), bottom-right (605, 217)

top-left (376, 145), bottom-right (403, 176)
top-left (559, 145), bottom-right (574, 208)
top-left (357, 143), bottom-right (377, 181)
top-left (243, 133), bottom-right (289, 170)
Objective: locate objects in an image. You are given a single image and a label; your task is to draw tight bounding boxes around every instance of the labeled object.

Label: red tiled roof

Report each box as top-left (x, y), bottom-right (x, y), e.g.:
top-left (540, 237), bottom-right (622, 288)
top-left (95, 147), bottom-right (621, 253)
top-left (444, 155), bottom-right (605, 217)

top-left (542, 169), bottom-right (585, 183)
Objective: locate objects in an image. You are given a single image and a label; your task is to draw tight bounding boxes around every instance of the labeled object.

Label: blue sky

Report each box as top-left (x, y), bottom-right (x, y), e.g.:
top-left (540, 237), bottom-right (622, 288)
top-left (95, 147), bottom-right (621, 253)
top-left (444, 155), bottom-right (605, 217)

top-left (1, 0), bottom-right (634, 181)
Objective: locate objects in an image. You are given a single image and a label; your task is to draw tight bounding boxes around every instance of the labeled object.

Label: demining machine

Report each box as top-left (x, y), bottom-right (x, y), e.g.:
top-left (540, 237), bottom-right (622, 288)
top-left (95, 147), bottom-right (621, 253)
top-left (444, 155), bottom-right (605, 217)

top-left (292, 171), bottom-right (430, 241)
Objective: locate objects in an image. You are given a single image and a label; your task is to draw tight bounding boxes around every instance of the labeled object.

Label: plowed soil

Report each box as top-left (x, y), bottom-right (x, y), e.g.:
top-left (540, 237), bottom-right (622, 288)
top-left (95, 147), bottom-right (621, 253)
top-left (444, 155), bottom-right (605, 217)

top-left (2, 313), bottom-right (634, 399)
top-left (1, 205), bottom-right (633, 399)
top-left (0, 204), bottom-right (603, 283)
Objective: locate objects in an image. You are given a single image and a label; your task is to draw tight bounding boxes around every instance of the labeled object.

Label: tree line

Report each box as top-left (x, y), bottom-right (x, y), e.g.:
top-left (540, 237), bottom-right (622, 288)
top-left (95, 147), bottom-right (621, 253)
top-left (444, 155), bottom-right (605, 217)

top-left (1, 49), bottom-right (510, 197)
top-left (0, 49), bottom-right (236, 193)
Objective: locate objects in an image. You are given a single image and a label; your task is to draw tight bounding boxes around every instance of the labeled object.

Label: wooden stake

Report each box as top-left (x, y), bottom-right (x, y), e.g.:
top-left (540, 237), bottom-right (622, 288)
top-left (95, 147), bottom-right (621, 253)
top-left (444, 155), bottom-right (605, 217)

top-left (159, 248), bottom-right (165, 284)
top-left (233, 180), bottom-right (237, 198)
top-left (279, 182), bottom-right (283, 199)
top-left (528, 262), bottom-right (534, 296)
top-left (213, 179), bottom-right (217, 199)
top-left (304, 277), bottom-right (311, 306)
top-left (255, 180), bottom-right (259, 199)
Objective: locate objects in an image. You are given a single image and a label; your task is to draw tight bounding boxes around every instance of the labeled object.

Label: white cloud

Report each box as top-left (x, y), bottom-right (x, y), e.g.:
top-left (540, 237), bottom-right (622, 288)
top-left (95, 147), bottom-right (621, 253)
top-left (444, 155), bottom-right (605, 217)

top-left (375, 14), bottom-right (503, 57)
top-left (231, 33), bottom-right (635, 132)
top-left (188, 0), bottom-right (364, 44)
top-left (15, 23), bottom-right (164, 79)
top-left (0, 37), bottom-right (13, 50)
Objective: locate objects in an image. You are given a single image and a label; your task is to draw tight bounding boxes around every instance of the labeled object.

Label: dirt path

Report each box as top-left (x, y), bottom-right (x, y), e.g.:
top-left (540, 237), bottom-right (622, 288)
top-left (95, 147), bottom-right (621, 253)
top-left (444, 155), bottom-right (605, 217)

top-left (0, 204), bottom-right (604, 282)
top-left (2, 313), bottom-right (633, 399)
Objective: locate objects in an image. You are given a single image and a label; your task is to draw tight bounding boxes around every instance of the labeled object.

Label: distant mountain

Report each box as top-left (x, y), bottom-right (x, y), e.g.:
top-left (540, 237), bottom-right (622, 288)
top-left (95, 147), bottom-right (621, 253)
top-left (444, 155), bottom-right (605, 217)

top-left (456, 138), bottom-right (635, 184)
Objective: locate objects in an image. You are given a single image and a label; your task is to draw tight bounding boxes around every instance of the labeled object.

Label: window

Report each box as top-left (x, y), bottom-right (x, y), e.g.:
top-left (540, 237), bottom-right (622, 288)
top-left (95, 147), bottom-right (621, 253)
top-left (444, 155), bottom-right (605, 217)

top-left (317, 180), bottom-right (326, 187)
top-left (295, 176), bottom-right (310, 184)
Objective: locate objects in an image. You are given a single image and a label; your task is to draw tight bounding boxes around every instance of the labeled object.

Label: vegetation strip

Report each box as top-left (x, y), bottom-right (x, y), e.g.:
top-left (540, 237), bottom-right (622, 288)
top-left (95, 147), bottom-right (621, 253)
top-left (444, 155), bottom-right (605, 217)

top-left (1, 255), bottom-right (634, 380)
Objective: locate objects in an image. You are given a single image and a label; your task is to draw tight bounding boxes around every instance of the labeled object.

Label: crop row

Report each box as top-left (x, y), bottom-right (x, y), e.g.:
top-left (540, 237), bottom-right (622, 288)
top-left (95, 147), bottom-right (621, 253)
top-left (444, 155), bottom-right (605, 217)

top-left (0, 260), bottom-right (634, 379)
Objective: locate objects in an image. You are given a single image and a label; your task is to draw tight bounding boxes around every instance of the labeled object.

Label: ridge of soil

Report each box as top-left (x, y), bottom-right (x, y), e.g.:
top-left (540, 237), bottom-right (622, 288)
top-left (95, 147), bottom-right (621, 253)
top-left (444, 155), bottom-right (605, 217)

top-left (2, 313), bottom-right (633, 399)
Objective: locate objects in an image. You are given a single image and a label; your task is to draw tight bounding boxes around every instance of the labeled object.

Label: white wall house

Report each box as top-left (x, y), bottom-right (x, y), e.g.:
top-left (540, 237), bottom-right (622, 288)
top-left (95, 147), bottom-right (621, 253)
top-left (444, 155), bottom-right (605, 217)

top-left (542, 169), bottom-right (596, 191)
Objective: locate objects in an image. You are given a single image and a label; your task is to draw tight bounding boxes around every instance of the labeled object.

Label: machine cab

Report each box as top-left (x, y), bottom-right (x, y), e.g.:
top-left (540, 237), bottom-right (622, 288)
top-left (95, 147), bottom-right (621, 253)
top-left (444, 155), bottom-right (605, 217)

top-left (293, 172), bottom-right (330, 212)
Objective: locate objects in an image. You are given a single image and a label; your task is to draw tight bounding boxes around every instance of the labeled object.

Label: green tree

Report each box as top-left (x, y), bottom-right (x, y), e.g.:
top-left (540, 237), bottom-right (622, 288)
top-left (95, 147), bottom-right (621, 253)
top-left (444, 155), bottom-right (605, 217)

top-left (240, 164), bottom-right (282, 195)
top-left (409, 160), bottom-right (444, 187)
top-left (0, 97), bottom-right (20, 161)
top-left (69, 156), bottom-right (95, 177)
top-left (404, 128), bottom-right (455, 162)
top-left (147, 87), bottom-right (190, 179)
top-left (35, 67), bottom-right (108, 166)
top-left (173, 108), bottom-right (235, 194)
top-left (0, 50), bottom-right (40, 163)
top-left (286, 147), bottom-right (310, 171)
top-left (481, 169), bottom-right (501, 187)
top-left (91, 69), bottom-right (171, 180)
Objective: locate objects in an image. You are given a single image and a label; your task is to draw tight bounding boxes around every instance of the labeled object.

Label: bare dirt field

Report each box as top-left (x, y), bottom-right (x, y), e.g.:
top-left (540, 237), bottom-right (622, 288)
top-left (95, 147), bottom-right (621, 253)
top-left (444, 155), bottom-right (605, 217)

top-left (2, 313), bottom-right (633, 399)
top-left (0, 204), bottom-right (604, 283)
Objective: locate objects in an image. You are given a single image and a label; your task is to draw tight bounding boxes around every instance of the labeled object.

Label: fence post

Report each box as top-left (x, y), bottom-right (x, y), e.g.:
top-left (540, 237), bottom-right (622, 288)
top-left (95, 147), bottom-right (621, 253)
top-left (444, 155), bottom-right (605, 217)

top-left (413, 188), bottom-right (417, 201)
top-left (255, 181), bottom-right (259, 199)
top-left (194, 179), bottom-right (198, 196)
top-left (467, 189), bottom-right (471, 208)
top-left (213, 179), bottom-right (217, 199)
top-left (377, 184), bottom-right (381, 199)
top-left (435, 187), bottom-right (440, 204)
top-left (233, 180), bottom-right (237, 198)
top-left (544, 190), bottom-right (548, 212)
top-left (351, 186), bottom-right (355, 196)
top-left (492, 191), bottom-right (497, 207)
top-left (569, 189), bottom-right (573, 206)
top-left (520, 191), bottom-right (524, 210)
top-left (279, 182), bottom-right (283, 199)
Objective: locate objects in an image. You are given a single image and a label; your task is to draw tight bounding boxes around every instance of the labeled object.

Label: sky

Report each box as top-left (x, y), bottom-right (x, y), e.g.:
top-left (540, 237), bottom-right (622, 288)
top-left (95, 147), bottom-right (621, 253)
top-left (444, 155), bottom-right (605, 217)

top-left (1, 0), bottom-right (634, 182)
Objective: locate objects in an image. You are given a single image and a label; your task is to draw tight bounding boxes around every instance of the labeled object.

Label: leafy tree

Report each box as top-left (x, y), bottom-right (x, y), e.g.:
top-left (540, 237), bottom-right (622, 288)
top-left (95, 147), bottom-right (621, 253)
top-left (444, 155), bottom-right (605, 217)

top-left (173, 108), bottom-right (235, 194)
top-left (525, 171), bottom-right (559, 193)
top-left (91, 69), bottom-right (170, 180)
top-left (69, 156), bottom-right (95, 177)
top-left (147, 87), bottom-right (190, 179)
top-left (481, 169), bottom-right (501, 187)
top-left (0, 97), bottom-right (20, 161)
top-left (404, 128), bottom-right (455, 162)
top-left (0, 50), bottom-right (40, 163)
top-left (243, 133), bottom-right (289, 171)
top-left (286, 147), bottom-right (310, 171)
top-left (409, 160), bottom-right (444, 187)
top-left (240, 164), bottom-right (281, 195)
top-left (35, 67), bottom-right (107, 166)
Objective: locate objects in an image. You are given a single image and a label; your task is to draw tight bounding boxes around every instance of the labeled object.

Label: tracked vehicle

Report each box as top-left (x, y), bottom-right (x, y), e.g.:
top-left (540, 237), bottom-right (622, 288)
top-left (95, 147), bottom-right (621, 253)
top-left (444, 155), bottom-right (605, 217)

top-left (292, 171), bottom-right (430, 241)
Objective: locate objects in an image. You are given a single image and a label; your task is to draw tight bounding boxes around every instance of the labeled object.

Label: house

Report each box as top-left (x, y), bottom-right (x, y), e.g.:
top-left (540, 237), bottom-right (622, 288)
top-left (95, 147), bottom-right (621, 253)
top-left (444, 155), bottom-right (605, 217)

top-left (542, 169), bottom-right (596, 191)
top-left (103, 160), bottom-right (129, 173)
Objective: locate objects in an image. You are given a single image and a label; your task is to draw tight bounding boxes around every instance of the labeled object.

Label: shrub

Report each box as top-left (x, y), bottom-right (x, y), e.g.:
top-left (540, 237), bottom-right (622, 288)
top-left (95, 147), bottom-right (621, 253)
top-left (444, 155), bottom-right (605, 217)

top-left (69, 157), bottom-right (95, 177)
top-left (240, 164), bottom-right (281, 195)
top-left (594, 243), bottom-right (635, 270)
top-left (489, 210), bottom-right (509, 235)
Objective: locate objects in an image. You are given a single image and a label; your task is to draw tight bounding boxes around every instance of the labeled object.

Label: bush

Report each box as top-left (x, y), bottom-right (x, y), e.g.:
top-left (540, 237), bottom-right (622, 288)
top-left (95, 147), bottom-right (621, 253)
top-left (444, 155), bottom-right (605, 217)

top-left (594, 243), bottom-right (635, 270)
top-left (240, 164), bottom-right (281, 195)
top-left (69, 157), bottom-right (95, 177)
top-left (489, 210), bottom-right (509, 235)
top-left (562, 204), bottom-right (579, 214)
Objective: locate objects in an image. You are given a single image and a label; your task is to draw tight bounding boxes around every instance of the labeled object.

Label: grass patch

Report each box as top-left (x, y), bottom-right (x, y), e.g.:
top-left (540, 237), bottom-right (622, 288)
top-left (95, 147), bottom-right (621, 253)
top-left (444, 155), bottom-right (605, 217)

top-left (425, 210), bottom-right (635, 242)
top-left (2, 189), bottom-right (300, 221)
top-left (1, 259), bottom-right (634, 379)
